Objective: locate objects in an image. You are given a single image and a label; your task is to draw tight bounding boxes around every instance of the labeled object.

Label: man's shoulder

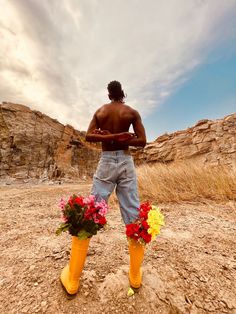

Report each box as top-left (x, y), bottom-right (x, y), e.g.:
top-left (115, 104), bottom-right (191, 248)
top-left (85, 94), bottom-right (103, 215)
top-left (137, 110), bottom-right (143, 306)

top-left (95, 104), bottom-right (109, 113)
top-left (122, 103), bottom-right (137, 113)
top-left (96, 103), bottom-right (139, 116)
top-left (123, 104), bottom-right (140, 117)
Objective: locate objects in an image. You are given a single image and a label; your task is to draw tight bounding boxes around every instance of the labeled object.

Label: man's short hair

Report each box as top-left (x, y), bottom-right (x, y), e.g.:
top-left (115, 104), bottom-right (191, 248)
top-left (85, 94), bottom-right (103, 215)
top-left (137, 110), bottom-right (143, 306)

top-left (107, 81), bottom-right (125, 102)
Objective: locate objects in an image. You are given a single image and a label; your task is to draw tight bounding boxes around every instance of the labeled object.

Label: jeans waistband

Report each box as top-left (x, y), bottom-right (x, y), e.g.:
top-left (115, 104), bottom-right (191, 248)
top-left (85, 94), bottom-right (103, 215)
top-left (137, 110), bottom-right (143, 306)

top-left (101, 150), bottom-right (131, 156)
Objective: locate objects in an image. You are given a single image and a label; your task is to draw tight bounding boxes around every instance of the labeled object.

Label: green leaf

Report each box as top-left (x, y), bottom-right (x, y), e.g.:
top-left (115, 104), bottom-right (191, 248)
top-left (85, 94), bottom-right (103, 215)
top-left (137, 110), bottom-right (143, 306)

top-left (56, 229), bottom-right (62, 236)
top-left (56, 223), bottom-right (70, 236)
top-left (77, 229), bottom-right (91, 240)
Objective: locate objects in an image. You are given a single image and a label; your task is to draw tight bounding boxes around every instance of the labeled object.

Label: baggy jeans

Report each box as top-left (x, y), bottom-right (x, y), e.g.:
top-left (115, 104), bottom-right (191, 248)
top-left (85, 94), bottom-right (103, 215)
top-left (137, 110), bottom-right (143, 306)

top-left (91, 150), bottom-right (140, 225)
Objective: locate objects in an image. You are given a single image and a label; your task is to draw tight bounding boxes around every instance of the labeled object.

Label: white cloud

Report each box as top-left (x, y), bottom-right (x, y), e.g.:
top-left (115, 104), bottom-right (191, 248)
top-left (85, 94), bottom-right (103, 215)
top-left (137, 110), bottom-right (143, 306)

top-left (0, 0), bottom-right (236, 130)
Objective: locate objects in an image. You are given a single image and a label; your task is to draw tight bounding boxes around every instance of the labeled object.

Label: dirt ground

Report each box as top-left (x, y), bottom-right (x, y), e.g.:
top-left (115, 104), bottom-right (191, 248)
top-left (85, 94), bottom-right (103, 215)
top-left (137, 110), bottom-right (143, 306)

top-left (0, 183), bottom-right (236, 314)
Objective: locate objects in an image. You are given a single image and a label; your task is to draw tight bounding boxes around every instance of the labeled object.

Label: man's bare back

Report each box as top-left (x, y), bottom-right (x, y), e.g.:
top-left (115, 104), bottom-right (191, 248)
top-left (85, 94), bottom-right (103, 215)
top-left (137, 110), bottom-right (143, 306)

top-left (86, 101), bottom-right (146, 150)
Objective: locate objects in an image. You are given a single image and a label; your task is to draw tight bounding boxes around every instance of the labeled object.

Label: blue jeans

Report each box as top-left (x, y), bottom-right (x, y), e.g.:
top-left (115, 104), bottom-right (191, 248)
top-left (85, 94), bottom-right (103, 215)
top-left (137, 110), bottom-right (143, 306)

top-left (91, 150), bottom-right (140, 225)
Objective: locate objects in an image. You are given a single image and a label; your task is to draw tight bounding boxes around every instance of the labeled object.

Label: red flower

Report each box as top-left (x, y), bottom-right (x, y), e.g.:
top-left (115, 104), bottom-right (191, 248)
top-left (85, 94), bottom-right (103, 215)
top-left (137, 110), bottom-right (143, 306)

top-left (125, 202), bottom-right (155, 243)
top-left (98, 216), bottom-right (106, 225)
top-left (85, 205), bottom-right (98, 219)
top-left (139, 202), bottom-right (151, 219)
top-left (140, 230), bottom-right (152, 243)
top-left (90, 206), bottom-right (97, 213)
top-left (57, 194), bottom-right (108, 238)
top-left (68, 197), bottom-right (74, 208)
top-left (126, 223), bottom-right (140, 238)
top-left (84, 208), bottom-right (94, 220)
top-left (139, 211), bottom-right (148, 219)
top-left (139, 202), bottom-right (151, 212)
top-left (74, 196), bottom-right (84, 206)
top-left (141, 220), bottom-right (149, 229)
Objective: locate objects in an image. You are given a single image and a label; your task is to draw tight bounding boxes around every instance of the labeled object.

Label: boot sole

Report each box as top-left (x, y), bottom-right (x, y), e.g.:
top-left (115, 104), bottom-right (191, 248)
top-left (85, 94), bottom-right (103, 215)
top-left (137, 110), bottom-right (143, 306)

top-left (60, 279), bottom-right (77, 299)
top-left (130, 283), bottom-right (142, 293)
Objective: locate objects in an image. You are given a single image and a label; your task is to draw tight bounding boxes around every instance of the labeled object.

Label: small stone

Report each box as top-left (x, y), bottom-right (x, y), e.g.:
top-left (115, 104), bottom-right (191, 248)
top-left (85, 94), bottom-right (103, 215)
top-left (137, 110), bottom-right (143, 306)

top-left (54, 254), bottom-right (63, 260)
top-left (29, 265), bottom-right (36, 271)
top-left (53, 247), bottom-right (61, 254)
top-left (87, 249), bottom-right (96, 256)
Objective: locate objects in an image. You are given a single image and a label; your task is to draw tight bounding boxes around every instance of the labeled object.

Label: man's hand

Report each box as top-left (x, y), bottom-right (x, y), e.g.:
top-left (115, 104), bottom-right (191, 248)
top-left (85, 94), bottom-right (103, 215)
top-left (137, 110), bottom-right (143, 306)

top-left (92, 129), bottom-right (134, 141)
top-left (116, 132), bottom-right (135, 142)
top-left (92, 129), bottom-right (111, 135)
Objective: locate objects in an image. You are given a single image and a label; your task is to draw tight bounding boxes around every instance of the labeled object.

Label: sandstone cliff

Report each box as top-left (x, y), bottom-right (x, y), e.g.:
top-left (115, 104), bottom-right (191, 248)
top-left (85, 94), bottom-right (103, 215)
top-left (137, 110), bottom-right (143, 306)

top-left (0, 102), bottom-right (100, 183)
top-left (1, 102), bottom-right (235, 183)
top-left (132, 113), bottom-right (236, 167)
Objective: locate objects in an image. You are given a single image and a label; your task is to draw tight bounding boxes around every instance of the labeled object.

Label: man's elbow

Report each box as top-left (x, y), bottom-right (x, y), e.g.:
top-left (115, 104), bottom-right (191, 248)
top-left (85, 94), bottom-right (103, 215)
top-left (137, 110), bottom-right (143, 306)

top-left (140, 139), bottom-right (146, 148)
top-left (137, 137), bottom-right (146, 147)
top-left (85, 133), bottom-right (91, 142)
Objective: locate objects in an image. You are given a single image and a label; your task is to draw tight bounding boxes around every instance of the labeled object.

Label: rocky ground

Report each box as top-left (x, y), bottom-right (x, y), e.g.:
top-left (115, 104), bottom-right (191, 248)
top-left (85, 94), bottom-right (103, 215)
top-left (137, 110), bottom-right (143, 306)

top-left (0, 183), bottom-right (236, 314)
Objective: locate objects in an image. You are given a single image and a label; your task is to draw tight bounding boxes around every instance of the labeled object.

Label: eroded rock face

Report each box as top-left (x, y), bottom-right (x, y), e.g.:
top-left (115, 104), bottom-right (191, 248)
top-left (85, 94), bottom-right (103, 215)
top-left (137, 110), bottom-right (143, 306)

top-left (1, 102), bottom-right (235, 183)
top-left (132, 113), bottom-right (236, 167)
top-left (0, 102), bottom-right (100, 183)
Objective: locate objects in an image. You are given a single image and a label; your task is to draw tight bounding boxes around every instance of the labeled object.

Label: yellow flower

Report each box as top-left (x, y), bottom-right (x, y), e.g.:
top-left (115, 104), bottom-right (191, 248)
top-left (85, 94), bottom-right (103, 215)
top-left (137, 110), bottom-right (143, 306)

top-left (127, 287), bottom-right (135, 297)
top-left (147, 206), bottom-right (165, 241)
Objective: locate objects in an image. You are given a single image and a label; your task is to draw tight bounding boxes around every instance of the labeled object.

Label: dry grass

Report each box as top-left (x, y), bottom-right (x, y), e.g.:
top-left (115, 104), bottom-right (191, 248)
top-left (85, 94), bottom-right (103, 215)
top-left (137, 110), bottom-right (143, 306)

top-left (136, 161), bottom-right (236, 203)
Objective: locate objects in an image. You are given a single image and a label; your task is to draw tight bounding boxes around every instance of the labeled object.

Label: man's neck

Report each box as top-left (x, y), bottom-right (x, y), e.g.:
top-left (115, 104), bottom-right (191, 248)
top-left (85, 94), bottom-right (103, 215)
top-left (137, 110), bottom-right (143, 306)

top-left (110, 100), bottom-right (124, 105)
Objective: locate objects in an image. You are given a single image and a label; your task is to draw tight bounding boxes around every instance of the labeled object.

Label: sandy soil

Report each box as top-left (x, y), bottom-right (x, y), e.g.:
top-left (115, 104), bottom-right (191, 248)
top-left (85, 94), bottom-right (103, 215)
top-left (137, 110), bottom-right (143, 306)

top-left (0, 183), bottom-right (236, 314)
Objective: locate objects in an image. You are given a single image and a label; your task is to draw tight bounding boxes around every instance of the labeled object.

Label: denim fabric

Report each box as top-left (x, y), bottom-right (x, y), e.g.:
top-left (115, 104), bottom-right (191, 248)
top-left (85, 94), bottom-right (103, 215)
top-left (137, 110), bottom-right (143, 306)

top-left (91, 150), bottom-right (140, 225)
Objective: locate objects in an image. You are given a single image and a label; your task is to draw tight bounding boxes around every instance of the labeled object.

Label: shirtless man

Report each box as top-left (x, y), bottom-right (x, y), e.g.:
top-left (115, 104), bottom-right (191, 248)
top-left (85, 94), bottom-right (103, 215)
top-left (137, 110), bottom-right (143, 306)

top-left (86, 80), bottom-right (146, 290)
top-left (86, 80), bottom-right (146, 223)
top-left (86, 86), bottom-right (146, 151)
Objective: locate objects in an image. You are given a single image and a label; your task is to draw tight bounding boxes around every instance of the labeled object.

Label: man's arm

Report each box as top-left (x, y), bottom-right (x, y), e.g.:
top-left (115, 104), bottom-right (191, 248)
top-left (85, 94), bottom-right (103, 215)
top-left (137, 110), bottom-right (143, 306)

top-left (123, 110), bottom-right (146, 147)
top-left (85, 113), bottom-right (114, 142)
top-left (85, 113), bottom-right (133, 143)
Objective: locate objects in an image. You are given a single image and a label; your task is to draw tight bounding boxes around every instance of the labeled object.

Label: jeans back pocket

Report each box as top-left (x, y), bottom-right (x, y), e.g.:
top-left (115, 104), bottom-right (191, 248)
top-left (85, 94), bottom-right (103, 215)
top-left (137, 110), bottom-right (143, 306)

top-left (96, 160), bottom-right (112, 180)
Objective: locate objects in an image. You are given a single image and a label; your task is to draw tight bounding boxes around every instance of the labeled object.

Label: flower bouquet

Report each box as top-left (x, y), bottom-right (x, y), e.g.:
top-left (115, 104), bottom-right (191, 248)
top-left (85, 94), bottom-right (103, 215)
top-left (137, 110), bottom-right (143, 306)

top-left (56, 194), bottom-right (108, 239)
top-left (57, 194), bottom-right (108, 295)
top-left (126, 202), bottom-right (165, 245)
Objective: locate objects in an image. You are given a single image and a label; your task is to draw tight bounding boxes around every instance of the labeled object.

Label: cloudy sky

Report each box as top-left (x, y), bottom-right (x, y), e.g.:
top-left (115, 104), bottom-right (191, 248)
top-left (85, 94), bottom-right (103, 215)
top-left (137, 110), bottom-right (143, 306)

top-left (0, 0), bottom-right (236, 140)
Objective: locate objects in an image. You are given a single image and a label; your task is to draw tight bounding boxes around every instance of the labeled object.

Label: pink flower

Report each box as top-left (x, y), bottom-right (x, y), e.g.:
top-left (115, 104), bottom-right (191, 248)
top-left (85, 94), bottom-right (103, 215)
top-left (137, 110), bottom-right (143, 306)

top-left (93, 214), bottom-right (107, 225)
top-left (84, 195), bottom-right (95, 205)
top-left (60, 213), bottom-right (68, 223)
top-left (59, 198), bottom-right (66, 210)
top-left (93, 214), bottom-right (100, 223)
top-left (96, 200), bottom-right (108, 216)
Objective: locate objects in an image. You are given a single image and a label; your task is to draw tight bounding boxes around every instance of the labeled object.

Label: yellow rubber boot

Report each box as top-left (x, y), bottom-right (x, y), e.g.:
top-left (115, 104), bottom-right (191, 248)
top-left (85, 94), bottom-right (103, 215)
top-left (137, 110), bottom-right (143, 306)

top-left (128, 240), bottom-right (145, 289)
top-left (60, 236), bottom-right (90, 295)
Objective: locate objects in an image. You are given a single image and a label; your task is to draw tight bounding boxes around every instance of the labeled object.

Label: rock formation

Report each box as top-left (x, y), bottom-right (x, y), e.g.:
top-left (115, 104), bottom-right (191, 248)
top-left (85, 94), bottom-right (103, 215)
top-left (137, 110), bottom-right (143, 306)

top-left (132, 113), bottom-right (236, 167)
top-left (0, 102), bottom-right (100, 183)
top-left (1, 102), bottom-right (235, 183)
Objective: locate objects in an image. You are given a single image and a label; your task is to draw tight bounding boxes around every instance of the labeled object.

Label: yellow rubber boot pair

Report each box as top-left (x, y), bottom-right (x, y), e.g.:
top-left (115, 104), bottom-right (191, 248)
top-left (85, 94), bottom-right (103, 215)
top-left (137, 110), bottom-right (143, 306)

top-left (60, 236), bottom-right (90, 295)
top-left (128, 239), bottom-right (145, 290)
